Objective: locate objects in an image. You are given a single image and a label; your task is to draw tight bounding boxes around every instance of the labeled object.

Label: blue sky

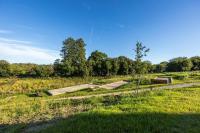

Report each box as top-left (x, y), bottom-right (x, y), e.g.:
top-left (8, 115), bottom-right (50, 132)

top-left (0, 0), bottom-right (200, 64)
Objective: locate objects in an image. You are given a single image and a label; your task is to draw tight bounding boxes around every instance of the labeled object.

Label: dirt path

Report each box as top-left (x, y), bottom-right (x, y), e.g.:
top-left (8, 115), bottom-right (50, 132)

top-left (46, 82), bottom-right (200, 101)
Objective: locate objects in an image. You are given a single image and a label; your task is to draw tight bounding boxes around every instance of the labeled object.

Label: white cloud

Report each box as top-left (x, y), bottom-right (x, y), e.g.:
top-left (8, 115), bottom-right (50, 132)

top-left (13, 24), bottom-right (33, 30)
top-left (0, 38), bottom-right (59, 64)
top-left (0, 30), bottom-right (13, 34)
top-left (0, 37), bottom-right (32, 44)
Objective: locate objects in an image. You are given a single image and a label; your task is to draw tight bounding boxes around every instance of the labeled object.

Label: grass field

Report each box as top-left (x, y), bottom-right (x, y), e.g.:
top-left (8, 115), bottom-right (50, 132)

top-left (1, 87), bottom-right (200, 132)
top-left (40, 87), bottom-right (200, 133)
top-left (0, 75), bottom-right (133, 95)
top-left (1, 71), bottom-right (200, 96)
top-left (1, 72), bottom-right (200, 133)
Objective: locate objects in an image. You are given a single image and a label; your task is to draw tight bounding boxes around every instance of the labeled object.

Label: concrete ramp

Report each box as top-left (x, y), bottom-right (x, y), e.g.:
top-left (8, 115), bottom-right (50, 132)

top-left (47, 81), bottom-right (129, 96)
top-left (99, 81), bottom-right (129, 89)
top-left (48, 84), bottom-right (98, 96)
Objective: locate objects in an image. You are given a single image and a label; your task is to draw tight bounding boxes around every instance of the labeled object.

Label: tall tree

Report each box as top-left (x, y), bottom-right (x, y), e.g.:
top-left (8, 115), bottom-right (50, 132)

top-left (73, 39), bottom-right (88, 76)
top-left (56, 37), bottom-right (88, 77)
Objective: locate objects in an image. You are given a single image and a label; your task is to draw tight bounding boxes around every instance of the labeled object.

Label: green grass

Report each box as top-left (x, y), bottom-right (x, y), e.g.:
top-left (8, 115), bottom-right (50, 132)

top-left (1, 72), bottom-right (200, 132)
top-left (0, 75), bottom-right (132, 95)
top-left (0, 72), bottom-right (200, 96)
top-left (37, 87), bottom-right (200, 133)
top-left (0, 77), bottom-right (89, 95)
top-left (1, 87), bottom-right (200, 132)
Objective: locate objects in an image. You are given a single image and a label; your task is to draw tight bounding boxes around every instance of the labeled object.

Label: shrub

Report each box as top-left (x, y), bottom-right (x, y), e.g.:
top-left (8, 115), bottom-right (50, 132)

top-left (189, 72), bottom-right (200, 77)
top-left (136, 78), bottom-right (151, 85)
top-left (173, 74), bottom-right (188, 80)
top-left (0, 60), bottom-right (10, 77)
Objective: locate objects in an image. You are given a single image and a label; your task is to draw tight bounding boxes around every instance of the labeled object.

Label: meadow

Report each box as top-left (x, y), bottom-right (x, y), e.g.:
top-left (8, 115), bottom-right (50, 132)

top-left (0, 76), bottom-right (134, 95)
top-left (1, 72), bottom-right (200, 132)
top-left (39, 87), bottom-right (200, 133)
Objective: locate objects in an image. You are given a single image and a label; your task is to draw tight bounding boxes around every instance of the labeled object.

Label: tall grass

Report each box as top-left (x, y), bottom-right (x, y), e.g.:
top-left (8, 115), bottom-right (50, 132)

top-left (0, 77), bottom-right (91, 95)
top-left (0, 76), bottom-right (132, 95)
top-left (1, 87), bottom-right (200, 132)
top-left (1, 72), bottom-right (200, 132)
top-left (1, 72), bottom-right (200, 96)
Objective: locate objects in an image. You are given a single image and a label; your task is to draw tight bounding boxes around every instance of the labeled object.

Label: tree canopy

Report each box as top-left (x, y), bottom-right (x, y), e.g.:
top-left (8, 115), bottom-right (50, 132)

top-left (167, 57), bottom-right (193, 72)
top-left (56, 37), bottom-right (88, 77)
top-left (0, 37), bottom-right (199, 78)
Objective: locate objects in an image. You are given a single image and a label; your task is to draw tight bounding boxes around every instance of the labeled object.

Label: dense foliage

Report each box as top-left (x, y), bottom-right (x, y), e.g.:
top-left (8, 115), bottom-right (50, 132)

top-left (0, 37), bottom-right (200, 77)
top-left (54, 38), bottom-right (88, 77)
top-left (166, 57), bottom-right (193, 72)
top-left (0, 60), bottom-right (10, 77)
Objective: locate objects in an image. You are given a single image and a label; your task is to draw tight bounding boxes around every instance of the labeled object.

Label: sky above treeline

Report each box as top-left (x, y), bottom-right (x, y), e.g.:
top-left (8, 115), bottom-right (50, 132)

top-left (0, 0), bottom-right (200, 64)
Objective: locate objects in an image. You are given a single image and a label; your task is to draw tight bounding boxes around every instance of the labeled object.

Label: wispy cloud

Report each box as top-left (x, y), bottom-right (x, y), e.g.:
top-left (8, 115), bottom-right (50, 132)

top-left (88, 27), bottom-right (94, 44)
top-left (0, 37), bottom-right (32, 44)
top-left (0, 38), bottom-right (59, 64)
top-left (13, 24), bottom-right (33, 30)
top-left (0, 30), bottom-right (13, 34)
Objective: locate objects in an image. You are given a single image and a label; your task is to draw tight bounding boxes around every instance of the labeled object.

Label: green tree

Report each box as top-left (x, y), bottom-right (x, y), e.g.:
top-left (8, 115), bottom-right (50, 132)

top-left (56, 37), bottom-right (88, 77)
top-left (154, 61), bottom-right (168, 73)
top-left (182, 58), bottom-right (193, 71)
top-left (143, 61), bottom-right (153, 73)
top-left (133, 42), bottom-right (150, 90)
top-left (53, 59), bottom-right (62, 76)
top-left (73, 39), bottom-right (88, 76)
top-left (0, 60), bottom-right (10, 77)
top-left (102, 58), bottom-right (112, 76)
top-left (111, 58), bottom-right (119, 75)
top-left (167, 57), bottom-right (192, 72)
top-left (88, 50), bottom-right (108, 76)
top-left (117, 56), bottom-right (129, 75)
top-left (190, 56), bottom-right (200, 71)
top-left (10, 63), bottom-right (37, 77)
top-left (33, 65), bottom-right (54, 77)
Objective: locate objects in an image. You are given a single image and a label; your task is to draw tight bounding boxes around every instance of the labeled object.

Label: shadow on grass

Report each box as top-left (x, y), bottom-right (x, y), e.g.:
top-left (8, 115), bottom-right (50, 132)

top-left (26, 90), bottom-right (51, 97)
top-left (1, 112), bottom-right (200, 133)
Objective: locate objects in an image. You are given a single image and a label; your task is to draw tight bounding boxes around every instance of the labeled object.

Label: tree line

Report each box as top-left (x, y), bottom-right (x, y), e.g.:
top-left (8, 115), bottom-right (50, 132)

top-left (0, 37), bottom-right (199, 77)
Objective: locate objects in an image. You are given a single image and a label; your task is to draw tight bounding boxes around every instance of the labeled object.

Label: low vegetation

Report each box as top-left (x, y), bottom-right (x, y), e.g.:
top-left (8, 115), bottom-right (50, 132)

top-left (1, 86), bottom-right (200, 132)
top-left (0, 72), bottom-right (200, 96)
top-left (0, 76), bottom-right (134, 95)
top-left (0, 77), bottom-right (90, 95)
top-left (41, 87), bottom-right (200, 133)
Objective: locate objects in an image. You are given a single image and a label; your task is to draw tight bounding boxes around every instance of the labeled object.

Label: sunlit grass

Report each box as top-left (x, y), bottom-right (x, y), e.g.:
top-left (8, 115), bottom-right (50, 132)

top-left (1, 87), bottom-right (200, 132)
top-left (1, 72), bottom-right (200, 132)
top-left (0, 76), bottom-right (132, 95)
top-left (39, 87), bottom-right (200, 133)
